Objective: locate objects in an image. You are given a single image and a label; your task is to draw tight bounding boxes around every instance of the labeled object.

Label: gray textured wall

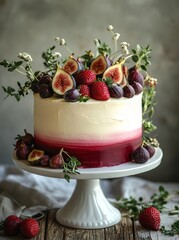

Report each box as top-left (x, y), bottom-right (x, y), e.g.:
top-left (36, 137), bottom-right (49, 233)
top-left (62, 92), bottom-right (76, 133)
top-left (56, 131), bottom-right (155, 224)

top-left (0, 0), bottom-right (179, 182)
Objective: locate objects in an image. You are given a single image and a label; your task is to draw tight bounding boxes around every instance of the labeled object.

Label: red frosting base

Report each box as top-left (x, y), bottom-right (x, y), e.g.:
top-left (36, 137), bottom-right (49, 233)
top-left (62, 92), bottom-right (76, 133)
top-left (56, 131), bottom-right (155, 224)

top-left (34, 135), bottom-right (142, 168)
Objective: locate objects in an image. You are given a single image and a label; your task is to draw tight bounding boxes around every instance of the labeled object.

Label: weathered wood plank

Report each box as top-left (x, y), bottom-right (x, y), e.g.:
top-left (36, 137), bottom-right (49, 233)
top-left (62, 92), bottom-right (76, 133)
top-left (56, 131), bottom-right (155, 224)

top-left (37, 212), bottom-right (47, 240)
top-left (45, 209), bottom-right (135, 240)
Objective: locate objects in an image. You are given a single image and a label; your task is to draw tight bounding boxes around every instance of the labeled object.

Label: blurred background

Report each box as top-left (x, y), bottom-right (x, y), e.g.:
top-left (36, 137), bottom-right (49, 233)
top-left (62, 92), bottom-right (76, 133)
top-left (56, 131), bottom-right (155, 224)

top-left (0, 0), bottom-right (179, 182)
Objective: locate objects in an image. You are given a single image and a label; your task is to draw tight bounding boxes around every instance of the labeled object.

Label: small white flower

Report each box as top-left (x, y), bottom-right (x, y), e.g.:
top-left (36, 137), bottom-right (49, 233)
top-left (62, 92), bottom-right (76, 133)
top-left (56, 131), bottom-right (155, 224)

top-left (60, 38), bottom-right (66, 46)
top-left (121, 46), bottom-right (129, 55)
top-left (107, 25), bottom-right (114, 31)
top-left (18, 52), bottom-right (33, 62)
top-left (121, 42), bottom-right (130, 47)
top-left (113, 33), bottom-right (120, 40)
top-left (53, 52), bottom-right (62, 58)
top-left (55, 37), bottom-right (60, 41)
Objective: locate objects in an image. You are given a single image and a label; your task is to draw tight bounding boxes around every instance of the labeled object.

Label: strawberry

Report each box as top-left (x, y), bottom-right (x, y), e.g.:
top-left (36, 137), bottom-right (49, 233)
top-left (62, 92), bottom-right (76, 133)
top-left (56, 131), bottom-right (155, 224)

top-left (75, 70), bottom-right (96, 86)
top-left (78, 84), bottom-right (91, 97)
top-left (90, 81), bottom-right (110, 101)
top-left (138, 206), bottom-right (160, 231)
top-left (4, 215), bottom-right (21, 236)
top-left (19, 218), bottom-right (40, 239)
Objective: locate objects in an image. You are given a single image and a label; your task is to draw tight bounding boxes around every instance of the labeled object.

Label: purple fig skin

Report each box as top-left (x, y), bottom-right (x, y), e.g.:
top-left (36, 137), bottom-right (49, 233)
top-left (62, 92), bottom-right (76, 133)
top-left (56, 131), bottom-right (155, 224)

top-left (23, 129), bottom-right (34, 146)
top-left (128, 67), bottom-right (144, 87)
top-left (132, 146), bottom-right (150, 163)
top-left (123, 85), bottom-right (135, 98)
top-left (40, 155), bottom-right (50, 167)
top-left (38, 74), bottom-right (52, 86)
top-left (31, 80), bottom-right (39, 93)
top-left (64, 89), bottom-right (80, 102)
top-left (16, 143), bottom-right (31, 160)
top-left (130, 81), bottom-right (143, 95)
top-left (144, 144), bottom-right (155, 158)
top-left (109, 84), bottom-right (123, 98)
top-left (49, 154), bottom-right (63, 169)
top-left (39, 84), bottom-right (54, 98)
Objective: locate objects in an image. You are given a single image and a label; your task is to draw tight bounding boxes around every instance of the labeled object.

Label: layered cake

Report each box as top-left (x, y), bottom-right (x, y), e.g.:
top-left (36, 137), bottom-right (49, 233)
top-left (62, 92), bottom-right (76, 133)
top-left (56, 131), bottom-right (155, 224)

top-left (34, 93), bottom-right (142, 168)
top-left (1, 25), bottom-right (158, 179)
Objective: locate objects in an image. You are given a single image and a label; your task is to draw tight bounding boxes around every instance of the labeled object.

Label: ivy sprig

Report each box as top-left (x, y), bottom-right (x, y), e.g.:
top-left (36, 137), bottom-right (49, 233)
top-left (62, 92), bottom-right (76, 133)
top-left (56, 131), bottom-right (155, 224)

top-left (60, 149), bottom-right (81, 182)
top-left (0, 60), bottom-right (36, 101)
top-left (131, 45), bottom-right (152, 71)
top-left (42, 45), bottom-right (62, 75)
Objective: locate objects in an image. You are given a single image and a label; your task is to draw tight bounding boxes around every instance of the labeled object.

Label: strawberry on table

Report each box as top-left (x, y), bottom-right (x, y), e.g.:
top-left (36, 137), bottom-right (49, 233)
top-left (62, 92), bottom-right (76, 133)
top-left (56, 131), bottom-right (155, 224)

top-left (3, 215), bottom-right (21, 236)
top-left (90, 81), bottom-right (110, 101)
top-left (75, 69), bottom-right (96, 86)
top-left (138, 206), bottom-right (161, 231)
top-left (19, 218), bottom-right (40, 239)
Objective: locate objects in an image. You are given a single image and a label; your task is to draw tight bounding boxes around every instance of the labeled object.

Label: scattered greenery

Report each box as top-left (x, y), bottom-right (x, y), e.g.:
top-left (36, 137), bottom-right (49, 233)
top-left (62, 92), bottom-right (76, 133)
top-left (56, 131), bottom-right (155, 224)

top-left (61, 149), bottom-right (81, 182)
top-left (115, 186), bottom-right (179, 236)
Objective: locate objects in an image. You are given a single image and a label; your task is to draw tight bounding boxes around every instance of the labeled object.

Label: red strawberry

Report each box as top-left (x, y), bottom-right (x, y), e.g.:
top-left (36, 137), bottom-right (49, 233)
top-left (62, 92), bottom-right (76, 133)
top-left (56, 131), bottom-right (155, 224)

top-left (75, 70), bottom-right (96, 86)
top-left (138, 206), bottom-right (160, 231)
top-left (19, 218), bottom-right (40, 239)
top-left (90, 81), bottom-right (110, 101)
top-left (78, 84), bottom-right (91, 97)
top-left (4, 215), bottom-right (21, 236)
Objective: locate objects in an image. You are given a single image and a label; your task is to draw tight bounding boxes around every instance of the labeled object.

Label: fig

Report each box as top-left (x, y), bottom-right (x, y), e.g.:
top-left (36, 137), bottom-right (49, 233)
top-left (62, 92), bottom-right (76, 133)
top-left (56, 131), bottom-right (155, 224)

top-left (23, 129), bottom-right (34, 146)
top-left (64, 89), bottom-right (80, 102)
top-left (90, 55), bottom-right (109, 75)
top-left (143, 144), bottom-right (155, 158)
top-left (120, 75), bottom-right (128, 87)
top-left (38, 74), bottom-right (52, 86)
top-left (128, 66), bottom-right (144, 87)
top-left (130, 81), bottom-right (143, 95)
top-left (31, 80), bottom-right (39, 93)
top-left (123, 85), bottom-right (135, 98)
top-left (132, 146), bottom-right (150, 163)
top-left (40, 155), bottom-right (50, 167)
top-left (122, 65), bottom-right (128, 77)
top-left (49, 154), bottom-right (63, 169)
top-left (38, 84), bottom-right (54, 98)
top-left (16, 143), bottom-right (31, 160)
top-left (108, 84), bottom-right (123, 98)
top-left (52, 68), bottom-right (76, 95)
top-left (28, 149), bottom-right (44, 165)
top-left (63, 57), bottom-right (83, 75)
top-left (102, 63), bottom-right (123, 84)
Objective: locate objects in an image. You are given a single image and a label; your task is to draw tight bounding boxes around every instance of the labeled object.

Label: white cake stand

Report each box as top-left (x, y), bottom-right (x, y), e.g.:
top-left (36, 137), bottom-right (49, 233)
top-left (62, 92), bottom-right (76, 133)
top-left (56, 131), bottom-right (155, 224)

top-left (13, 147), bottom-right (163, 229)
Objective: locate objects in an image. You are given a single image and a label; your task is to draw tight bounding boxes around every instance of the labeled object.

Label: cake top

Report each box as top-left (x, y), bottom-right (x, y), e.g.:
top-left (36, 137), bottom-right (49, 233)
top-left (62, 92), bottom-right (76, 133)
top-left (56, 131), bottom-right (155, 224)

top-left (0, 24), bottom-right (158, 147)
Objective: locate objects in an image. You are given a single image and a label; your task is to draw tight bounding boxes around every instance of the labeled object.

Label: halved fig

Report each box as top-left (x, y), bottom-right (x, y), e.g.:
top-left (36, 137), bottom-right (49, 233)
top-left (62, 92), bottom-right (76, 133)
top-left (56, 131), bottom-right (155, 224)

top-left (63, 57), bottom-right (83, 75)
top-left (120, 75), bottom-right (128, 87)
top-left (52, 68), bottom-right (76, 95)
top-left (28, 149), bottom-right (44, 165)
top-left (90, 55), bottom-right (109, 75)
top-left (102, 63), bottom-right (124, 84)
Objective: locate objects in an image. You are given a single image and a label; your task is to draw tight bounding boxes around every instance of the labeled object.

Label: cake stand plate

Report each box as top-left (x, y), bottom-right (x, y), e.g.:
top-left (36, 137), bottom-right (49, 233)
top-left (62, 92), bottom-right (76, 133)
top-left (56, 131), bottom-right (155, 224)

top-left (13, 148), bottom-right (163, 229)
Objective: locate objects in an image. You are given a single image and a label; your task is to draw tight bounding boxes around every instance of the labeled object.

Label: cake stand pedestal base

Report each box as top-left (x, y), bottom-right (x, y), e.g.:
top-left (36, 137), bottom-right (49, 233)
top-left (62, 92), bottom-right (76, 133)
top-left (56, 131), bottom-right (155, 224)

top-left (56, 179), bottom-right (121, 229)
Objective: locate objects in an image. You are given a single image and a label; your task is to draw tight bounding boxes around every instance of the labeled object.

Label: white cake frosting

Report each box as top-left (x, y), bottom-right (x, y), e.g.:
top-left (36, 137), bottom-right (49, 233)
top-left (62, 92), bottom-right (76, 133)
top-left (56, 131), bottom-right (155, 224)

top-left (34, 93), bottom-right (142, 146)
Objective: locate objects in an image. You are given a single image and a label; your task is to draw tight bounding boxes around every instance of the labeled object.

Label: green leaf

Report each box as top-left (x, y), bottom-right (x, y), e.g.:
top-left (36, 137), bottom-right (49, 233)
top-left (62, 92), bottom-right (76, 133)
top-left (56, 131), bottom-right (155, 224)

top-left (141, 65), bottom-right (147, 71)
top-left (132, 55), bottom-right (139, 63)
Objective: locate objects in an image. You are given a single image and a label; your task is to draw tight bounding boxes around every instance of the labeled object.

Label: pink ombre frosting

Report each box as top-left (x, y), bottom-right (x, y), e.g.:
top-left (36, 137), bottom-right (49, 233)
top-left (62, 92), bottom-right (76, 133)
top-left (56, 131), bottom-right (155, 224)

top-left (34, 93), bottom-right (143, 168)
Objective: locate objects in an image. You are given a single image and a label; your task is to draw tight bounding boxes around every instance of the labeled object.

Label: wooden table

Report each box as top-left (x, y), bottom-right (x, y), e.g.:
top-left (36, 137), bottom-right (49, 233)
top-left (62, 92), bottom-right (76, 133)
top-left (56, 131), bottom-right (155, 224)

top-left (35, 209), bottom-right (179, 240)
